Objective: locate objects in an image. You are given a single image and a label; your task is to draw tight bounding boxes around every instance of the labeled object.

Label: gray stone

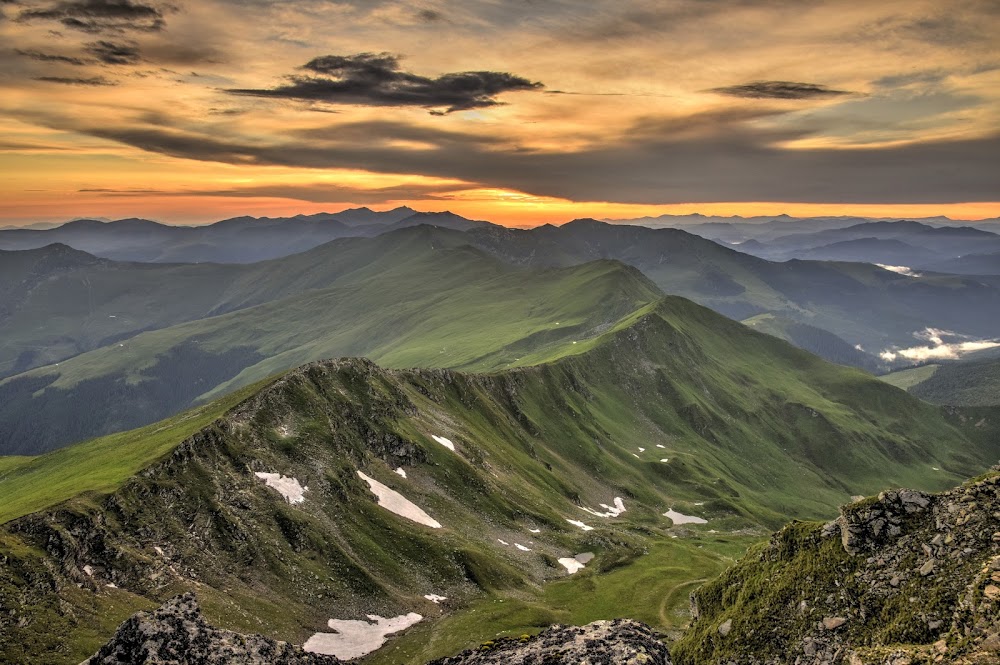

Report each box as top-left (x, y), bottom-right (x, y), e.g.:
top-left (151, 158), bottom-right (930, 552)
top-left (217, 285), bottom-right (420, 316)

top-left (718, 619), bottom-right (733, 637)
top-left (822, 616), bottom-right (847, 631)
top-left (428, 619), bottom-right (672, 664)
top-left (84, 593), bottom-right (340, 664)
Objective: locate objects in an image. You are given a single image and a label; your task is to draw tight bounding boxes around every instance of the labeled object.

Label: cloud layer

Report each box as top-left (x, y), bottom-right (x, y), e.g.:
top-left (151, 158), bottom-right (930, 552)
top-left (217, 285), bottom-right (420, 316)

top-left (17, 0), bottom-right (173, 33)
top-left (880, 328), bottom-right (1000, 362)
top-left (1, 0), bottom-right (999, 223)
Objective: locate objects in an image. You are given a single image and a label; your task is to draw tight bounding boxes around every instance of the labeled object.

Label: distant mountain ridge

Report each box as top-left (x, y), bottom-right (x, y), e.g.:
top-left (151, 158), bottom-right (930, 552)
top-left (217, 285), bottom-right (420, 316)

top-left (5, 222), bottom-right (1000, 454)
top-left (0, 208), bottom-right (495, 263)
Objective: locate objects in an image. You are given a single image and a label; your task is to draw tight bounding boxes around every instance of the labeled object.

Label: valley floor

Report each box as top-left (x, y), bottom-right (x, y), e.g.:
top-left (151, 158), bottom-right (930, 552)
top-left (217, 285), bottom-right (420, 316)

top-left (364, 534), bottom-right (757, 664)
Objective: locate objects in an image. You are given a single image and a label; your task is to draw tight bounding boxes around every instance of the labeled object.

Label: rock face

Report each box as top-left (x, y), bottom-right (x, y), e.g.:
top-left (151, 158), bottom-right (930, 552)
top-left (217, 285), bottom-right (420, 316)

top-left (428, 619), bottom-right (671, 664)
top-left (673, 469), bottom-right (1000, 665)
top-left (84, 593), bottom-right (340, 664)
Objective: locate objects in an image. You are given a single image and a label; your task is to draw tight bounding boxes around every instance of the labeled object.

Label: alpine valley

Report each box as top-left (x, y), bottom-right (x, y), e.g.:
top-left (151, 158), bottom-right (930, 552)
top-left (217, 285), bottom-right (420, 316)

top-left (1, 208), bottom-right (999, 664)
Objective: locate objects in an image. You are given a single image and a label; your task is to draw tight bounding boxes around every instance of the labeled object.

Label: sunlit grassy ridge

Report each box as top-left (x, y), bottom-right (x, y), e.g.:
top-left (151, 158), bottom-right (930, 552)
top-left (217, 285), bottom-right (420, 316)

top-left (0, 379), bottom-right (270, 524)
top-left (2, 293), bottom-right (997, 663)
top-left (879, 364), bottom-right (940, 390)
top-left (0, 248), bottom-right (662, 455)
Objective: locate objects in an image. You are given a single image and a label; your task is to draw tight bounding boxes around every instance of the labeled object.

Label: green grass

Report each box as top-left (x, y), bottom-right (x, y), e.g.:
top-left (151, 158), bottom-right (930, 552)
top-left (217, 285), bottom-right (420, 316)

top-left (1, 248), bottom-right (662, 455)
top-left (365, 534), bottom-right (756, 665)
top-left (0, 379), bottom-right (269, 524)
top-left (2, 294), bottom-right (998, 663)
top-left (879, 364), bottom-right (939, 390)
top-left (909, 357), bottom-right (1000, 406)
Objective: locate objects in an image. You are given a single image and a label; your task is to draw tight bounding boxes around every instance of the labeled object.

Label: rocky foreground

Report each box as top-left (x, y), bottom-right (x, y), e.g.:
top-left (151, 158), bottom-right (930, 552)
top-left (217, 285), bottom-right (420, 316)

top-left (672, 469), bottom-right (1000, 664)
top-left (84, 469), bottom-right (1000, 664)
top-left (83, 593), bottom-right (340, 665)
top-left (85, 594), bottom-right (671, 664)
top-left (428, 619), bottom-right (672, 664)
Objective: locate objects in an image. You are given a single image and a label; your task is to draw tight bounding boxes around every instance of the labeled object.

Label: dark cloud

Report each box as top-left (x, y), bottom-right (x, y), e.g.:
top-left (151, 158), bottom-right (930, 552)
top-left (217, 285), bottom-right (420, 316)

top-left (711, 81), bottom-right (852, 99)
top-left (55, 109), bottom-right (999, 206)
top-left (417, 9), bottom-right (443, 22)
top-left (227, 52), bottom-right (543, 114)
top-left (85, 39), bottom-right (140, 64)
top-left (34, 74), bottom-right (114, 85)
top-left (80, 181), bottom-right (454, 203)
top-left (18, 0), bottom-right (173, 33)
top-left (15, 48), bottom-right (87, 64)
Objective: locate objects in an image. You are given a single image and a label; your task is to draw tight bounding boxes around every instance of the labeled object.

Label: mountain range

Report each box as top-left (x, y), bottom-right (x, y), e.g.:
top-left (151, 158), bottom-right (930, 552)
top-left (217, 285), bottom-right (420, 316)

top-left (3, 209), bottom-right (1000, 664)
top-left (2, 290), bottom-right (996, 663)
top-left (5, 220), bottom-right (1000, 455)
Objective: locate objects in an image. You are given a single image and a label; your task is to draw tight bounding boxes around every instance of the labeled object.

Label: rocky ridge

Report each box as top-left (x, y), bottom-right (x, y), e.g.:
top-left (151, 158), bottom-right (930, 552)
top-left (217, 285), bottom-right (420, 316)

top-left (83, 593), bottom-right (340, 664)
top-left (673, 468), bottom-right (1000, 664)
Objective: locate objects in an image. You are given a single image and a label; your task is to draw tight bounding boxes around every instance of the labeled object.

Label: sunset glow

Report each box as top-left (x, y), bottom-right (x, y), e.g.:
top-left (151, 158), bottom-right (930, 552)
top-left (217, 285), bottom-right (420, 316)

top-left (1, 0), bottom-right (998, 226)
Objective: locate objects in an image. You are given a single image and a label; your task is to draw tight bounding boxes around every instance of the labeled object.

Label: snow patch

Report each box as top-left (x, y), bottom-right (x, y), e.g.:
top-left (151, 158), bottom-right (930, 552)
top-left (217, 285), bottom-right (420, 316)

top-left (565, 519), bottom-right (594, 531)
top-left (529, 528), bottom-right (541, 534)
top-left (663, 508), bottom-right (707, 525)
top-left (660, 458), bottom-right (669, 463)
top-left (632, 453), bottom-right (640, 459)
top-left (424, 594), bottom-right (447, 604)
top-left (656, 444), bottom-right (666, 449)
top-left (254, 472), bottom-right (308, 504)
top-left (431, 435), bottom-right (456, 452)
top-left (515, 543), bottom-right (531, 552)
top-left (83, 565), bottom-right (93, 576)
top-left (581, 497), bottom-right (626, 518)
top-left (498, 539), bottom-right (510, 545)
top-left (304, 613), bottom-right (423, 660)
top-left (638, 447), bottom-right (645, 452)
top-left (395, 468), bottom-right (407, 479)
top-left (558, 552), bottom-right (595, 574)
top-left (357, 471), bottom-right (441, 528)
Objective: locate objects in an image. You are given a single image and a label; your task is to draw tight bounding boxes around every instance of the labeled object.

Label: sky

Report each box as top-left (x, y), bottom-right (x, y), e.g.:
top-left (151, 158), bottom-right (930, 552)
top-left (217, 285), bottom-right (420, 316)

top-left (0, 0), bottom-right (998, 227)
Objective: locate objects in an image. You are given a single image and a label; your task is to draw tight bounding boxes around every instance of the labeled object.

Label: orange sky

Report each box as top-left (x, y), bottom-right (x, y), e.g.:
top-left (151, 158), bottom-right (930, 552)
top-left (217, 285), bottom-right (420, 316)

top-left (2, 0), bottom-right (999, 227)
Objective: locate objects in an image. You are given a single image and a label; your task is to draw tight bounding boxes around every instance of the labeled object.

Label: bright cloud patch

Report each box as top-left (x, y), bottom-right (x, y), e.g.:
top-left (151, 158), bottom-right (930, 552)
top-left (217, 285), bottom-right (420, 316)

top-left (663, 508), bottom-right (708, 525)
top-left (581, 497), bottom-right (626, 518)
top-left (357, 471), bottom-right (441, 528)
top-left (254, 472), bottom-right (308, 504)
top-left (877, 264), bottom-right (922, 277)
top-left (880, 328), bottom-right (1000, 362)
top-left (304, 613), bottom-right (423, 659)
top-left (431, 435), bottom-right (456, 452)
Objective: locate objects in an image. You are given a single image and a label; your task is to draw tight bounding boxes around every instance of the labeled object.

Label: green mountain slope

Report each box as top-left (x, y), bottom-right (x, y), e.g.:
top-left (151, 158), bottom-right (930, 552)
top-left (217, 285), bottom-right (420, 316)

top-left (671, 467), bottom-right (1000, 664)
top-left (465, 220), bottom-right (1000, 353)
top-left (0, 244), bottom-right (245, 377)
top-left (742, 313), bottom-right (883, 372)
top-left (908, 357), bottom-right (1000, 406)
top-left (0, 244), bottom-right (661, 454)
top-left (0, 227), bottom-right (481, 379)
top-left (1, 296), bottom-right (996, 664)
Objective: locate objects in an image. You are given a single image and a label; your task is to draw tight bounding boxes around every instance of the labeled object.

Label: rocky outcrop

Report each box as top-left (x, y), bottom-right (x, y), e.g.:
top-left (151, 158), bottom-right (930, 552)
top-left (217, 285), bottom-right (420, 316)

top-left (673, 469), bottom-right (1000, 665)
top-left (428, 619), bottom-right (671, 664)
top-left (830, 489), bottom-right (932, 556)
top-left (83, 593), bottom-right (340, 664)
